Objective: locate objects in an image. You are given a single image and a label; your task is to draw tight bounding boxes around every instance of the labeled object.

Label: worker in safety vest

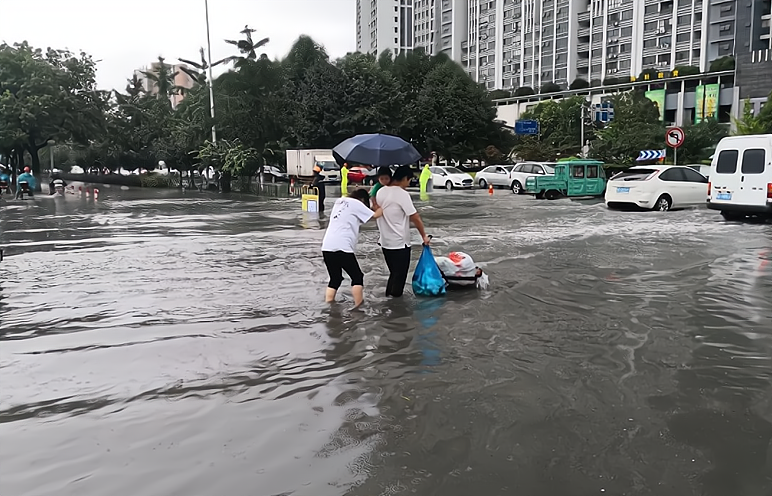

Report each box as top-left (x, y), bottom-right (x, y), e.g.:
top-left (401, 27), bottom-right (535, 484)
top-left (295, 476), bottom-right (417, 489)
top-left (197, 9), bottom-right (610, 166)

top-left (311, 162), bottom-right (327, 213)
top-left (340, 163), bottom-right (349, 196)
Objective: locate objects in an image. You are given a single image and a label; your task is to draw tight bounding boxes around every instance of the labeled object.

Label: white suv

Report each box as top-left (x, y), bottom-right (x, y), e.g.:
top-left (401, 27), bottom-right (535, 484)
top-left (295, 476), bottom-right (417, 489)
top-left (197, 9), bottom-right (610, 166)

top-left (509, 162), bottom-right (556, 194)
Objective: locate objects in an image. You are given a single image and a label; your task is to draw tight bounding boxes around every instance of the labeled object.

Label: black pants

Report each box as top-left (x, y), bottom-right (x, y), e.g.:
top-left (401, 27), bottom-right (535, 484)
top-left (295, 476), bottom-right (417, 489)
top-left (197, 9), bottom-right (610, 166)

top-left (323, 251), bottom-right (364, 289)
top-left (316, 184), bottom-right (326, 212)
top-left (382, 246), bottom-right (411, 297)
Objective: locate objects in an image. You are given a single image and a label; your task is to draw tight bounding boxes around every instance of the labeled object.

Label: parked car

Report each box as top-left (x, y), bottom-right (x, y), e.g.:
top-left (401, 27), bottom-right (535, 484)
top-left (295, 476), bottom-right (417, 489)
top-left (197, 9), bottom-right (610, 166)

top-left (261, 165), bottom-right (288, 182)
top-left (605, 165), bottom-right (708, 211)
top-left (430, 166), bottom-right (474, 190)
top-left (389, 165), bottom-right (419, 187)
top-left (526, 160), bottom-right (606, 200)
top-left (707, 134), bottom-right (772, 220)
top-left (476, 165), bottom-right (514, 189)
top-left (509, 162), bottom-right (556, 194)
top-left (347, 166), bottom-right (377, 185)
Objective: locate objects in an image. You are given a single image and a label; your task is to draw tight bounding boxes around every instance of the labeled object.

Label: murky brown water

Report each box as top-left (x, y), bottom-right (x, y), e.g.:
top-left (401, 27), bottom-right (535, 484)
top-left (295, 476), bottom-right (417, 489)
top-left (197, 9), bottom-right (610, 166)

top-left (1, 184), bottom-right (771, 496)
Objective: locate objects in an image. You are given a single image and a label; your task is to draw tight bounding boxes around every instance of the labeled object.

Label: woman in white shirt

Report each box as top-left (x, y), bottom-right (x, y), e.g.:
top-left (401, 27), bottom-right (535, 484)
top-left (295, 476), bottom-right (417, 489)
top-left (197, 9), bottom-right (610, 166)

top-left (321, 189), bottom-right (383, 308)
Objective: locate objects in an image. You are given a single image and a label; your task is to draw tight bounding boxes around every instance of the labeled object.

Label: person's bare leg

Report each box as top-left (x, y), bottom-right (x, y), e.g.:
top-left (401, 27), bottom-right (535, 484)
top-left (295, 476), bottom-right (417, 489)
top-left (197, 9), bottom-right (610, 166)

top-left (351, 285), bottom-right (364, 308)
top-left (325, 287), bottom-right (337, 303)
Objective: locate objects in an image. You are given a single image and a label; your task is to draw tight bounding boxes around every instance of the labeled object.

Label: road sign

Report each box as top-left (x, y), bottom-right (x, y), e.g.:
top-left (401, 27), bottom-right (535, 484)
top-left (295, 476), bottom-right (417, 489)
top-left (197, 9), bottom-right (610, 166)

top-left (515, 120), bottom-right (539, 135)
top-left (666, 127), bottom-right (685, 148)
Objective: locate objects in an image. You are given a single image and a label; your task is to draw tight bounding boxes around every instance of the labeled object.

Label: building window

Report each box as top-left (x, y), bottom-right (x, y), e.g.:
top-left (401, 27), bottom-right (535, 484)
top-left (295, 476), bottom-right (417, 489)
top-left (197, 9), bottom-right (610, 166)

top-left (645, 4), bottom-right (657, 14)
top-left (644, 21), bottom-right (657, 31)
top-left (643, 56), bottom-right (656, 65)
top-left (621, 9), bottom-right (633, 20)
top-left (676, 51), bottom-right (689, 61)
top-left (621, 27), bottom-right (633, 37)
top-left (644, 39), bottom-right (657, 48)
top-left (677, 14), bottom-right (691, 26)
top-left (676, 33), bottom-right (690, 43)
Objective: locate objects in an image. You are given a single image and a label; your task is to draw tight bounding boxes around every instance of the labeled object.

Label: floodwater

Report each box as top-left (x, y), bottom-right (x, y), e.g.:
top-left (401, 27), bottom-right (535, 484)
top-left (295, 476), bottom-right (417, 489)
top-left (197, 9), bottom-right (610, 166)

top-left (1, 184), bottom-right (771, 496)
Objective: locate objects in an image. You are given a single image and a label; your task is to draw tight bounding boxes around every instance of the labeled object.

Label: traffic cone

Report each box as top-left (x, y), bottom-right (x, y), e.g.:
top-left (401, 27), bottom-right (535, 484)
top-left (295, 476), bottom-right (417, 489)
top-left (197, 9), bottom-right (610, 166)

top-left (78, 186), bottom-right (82, 196)
top-left (85, 188), bottom-right (90, 198)
top-left (94, 188), bottom-right (99, 200)
top-left (488, 184), bottom-right (494, 195)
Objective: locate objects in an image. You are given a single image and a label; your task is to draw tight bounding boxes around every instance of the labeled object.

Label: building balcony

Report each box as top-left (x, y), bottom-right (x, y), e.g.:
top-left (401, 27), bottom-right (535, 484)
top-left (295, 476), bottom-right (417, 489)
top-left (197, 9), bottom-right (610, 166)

top-left (578, 11), bottom-right (590, 22)
top-left (577, 58), bottom-right (590, 68)
top-left (578, 27), bottom-right (590, 37)
top-left (577, 42), bottom-right (590, 52)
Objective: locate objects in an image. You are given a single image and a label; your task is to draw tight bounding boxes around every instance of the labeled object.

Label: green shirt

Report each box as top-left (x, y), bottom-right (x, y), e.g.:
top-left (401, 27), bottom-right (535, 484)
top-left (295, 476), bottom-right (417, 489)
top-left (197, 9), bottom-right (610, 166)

top-left (370, 182), bottom-right (384, 198)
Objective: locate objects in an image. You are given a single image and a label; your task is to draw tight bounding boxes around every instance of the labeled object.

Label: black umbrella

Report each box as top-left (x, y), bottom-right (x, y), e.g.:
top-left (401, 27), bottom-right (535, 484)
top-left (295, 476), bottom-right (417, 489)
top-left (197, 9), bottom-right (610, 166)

top-left (333, 134), bottom-right (421, 167)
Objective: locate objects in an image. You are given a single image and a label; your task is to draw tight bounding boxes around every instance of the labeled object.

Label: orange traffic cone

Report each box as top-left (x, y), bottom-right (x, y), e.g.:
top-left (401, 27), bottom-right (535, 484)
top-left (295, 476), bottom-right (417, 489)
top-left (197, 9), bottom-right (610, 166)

top-left (488, 184), bottom-right (494, 195)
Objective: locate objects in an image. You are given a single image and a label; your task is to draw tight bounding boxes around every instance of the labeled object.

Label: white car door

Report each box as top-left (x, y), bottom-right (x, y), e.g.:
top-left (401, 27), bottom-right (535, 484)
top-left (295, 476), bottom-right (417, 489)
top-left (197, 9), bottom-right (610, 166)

top-left (657, 168), bottom-right (689, 208)
top-left (493, 166), bottom-right (509, 186)
top-left (681, 167), bottom-right (710, 205)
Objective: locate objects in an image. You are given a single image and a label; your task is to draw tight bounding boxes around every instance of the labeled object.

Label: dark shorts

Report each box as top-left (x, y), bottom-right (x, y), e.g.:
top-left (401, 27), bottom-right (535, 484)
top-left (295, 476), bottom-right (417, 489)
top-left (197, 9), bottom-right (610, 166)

top-left (323, 251), bottom-right (364, 289)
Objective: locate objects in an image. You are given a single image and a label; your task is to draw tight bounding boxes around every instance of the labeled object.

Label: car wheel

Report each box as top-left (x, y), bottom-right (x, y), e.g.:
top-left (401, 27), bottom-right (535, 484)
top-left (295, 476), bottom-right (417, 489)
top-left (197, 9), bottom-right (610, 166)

top-left (478, 178), bottom-right (487, 189)
top-left (721, 211), bottom-right (744, 221)
top-left (544, 189), bottom-right (561, 200)
top-left (654, 194), bottom-right (672, 211)
top-left (511, 181), bottom-right (523, 195)
top-left (445, 181), bottom-right (453, 191)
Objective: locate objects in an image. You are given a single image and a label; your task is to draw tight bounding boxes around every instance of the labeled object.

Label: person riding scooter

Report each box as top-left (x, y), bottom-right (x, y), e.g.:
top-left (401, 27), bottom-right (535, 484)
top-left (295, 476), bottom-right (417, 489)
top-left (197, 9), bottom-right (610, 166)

top-left (16, 167), bottom-right (37, 199)
top-left (0, 165), bottom-right (10, 194)
top-left (49, 174), bottom-right (68, 195)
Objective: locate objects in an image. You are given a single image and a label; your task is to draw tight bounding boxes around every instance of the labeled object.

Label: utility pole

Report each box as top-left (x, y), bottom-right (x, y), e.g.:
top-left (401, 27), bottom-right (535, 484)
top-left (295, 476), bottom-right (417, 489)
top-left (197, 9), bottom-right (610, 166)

top-left (579, 108), bottom-right (584, 158)
top-left (205, 0), bottom-right (217, 143)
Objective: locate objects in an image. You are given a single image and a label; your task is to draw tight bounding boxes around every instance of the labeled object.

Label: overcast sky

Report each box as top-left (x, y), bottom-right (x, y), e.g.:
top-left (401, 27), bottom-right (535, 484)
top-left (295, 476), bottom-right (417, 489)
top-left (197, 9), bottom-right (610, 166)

top-left (2, 0), bottom-right (356, 91)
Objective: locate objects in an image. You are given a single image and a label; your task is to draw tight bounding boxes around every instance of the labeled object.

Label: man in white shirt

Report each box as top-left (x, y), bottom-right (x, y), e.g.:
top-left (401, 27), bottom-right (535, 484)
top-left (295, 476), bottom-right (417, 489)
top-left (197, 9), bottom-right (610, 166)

top-left (375, 166), bottom-right (430, 297)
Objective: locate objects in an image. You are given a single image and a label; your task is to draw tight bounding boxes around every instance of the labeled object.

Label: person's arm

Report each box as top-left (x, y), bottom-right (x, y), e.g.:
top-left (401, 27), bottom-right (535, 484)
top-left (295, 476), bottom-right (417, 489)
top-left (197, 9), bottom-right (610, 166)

top-left (409, 212), bottom-right (430, 245)
top-left (372, 207), bottom-right (384, 219)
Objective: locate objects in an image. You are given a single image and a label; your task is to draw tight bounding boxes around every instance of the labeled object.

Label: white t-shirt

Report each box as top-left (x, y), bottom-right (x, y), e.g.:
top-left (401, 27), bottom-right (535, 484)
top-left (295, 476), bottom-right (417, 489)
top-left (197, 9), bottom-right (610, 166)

top-left (375, 186), bottom-right (417, 249)
top-left (321, 197), bottom-right (375, 253)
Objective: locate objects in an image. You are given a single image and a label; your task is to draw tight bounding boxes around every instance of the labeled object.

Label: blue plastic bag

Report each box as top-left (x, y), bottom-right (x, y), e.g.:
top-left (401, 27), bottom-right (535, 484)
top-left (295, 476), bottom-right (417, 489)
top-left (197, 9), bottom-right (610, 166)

top-left (412, 245), bottom-right (447, 297)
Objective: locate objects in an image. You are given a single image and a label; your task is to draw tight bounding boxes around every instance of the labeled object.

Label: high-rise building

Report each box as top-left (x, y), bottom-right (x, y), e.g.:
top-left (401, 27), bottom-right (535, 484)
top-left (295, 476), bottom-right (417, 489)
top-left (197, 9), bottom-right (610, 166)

top-left (735, 0), bottom-right (772, 100)
top-left (356, 0), bottom-right (415, 56)
top-left (358, 0), bottom-right (766, 93)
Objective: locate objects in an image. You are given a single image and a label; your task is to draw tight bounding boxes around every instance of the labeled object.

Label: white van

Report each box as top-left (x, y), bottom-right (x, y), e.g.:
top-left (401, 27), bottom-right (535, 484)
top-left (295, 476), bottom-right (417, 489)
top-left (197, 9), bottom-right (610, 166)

top-left (707, 135), bottom-right (772, 220)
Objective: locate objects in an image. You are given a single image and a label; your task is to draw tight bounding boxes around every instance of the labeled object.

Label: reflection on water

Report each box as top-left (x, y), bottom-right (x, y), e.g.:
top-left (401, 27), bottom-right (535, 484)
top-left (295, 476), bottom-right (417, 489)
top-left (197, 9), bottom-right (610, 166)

top-left (0, 186), bottom-right (770, 496)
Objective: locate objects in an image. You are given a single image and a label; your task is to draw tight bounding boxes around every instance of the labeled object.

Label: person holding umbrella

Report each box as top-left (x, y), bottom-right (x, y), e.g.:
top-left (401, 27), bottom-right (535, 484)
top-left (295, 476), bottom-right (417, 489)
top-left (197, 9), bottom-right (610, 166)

top-left (376, 166), bottom-right (430, 298)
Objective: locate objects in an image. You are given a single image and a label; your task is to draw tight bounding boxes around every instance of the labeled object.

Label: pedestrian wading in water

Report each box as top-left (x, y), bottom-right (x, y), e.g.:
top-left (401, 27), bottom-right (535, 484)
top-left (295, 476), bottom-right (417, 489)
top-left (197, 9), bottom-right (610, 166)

top-left (321, 188), bottom-right (383, 307)
top-left (375, 165), bottom-right (430, 297)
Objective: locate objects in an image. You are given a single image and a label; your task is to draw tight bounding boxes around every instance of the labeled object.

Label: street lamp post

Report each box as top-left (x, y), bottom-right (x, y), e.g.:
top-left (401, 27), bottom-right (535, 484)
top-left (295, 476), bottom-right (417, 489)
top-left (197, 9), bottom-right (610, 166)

top-left (204, 0), bottom-right (217, 144)
top-left (47, 140), bottom-right (55, 173)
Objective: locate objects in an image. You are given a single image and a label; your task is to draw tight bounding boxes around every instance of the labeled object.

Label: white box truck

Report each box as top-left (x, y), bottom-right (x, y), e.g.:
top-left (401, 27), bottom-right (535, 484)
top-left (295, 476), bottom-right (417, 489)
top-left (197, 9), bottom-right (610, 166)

top-left (707, 135), bottom-right (772, 220)
top-left (286, 149), bottom-right (340, 183)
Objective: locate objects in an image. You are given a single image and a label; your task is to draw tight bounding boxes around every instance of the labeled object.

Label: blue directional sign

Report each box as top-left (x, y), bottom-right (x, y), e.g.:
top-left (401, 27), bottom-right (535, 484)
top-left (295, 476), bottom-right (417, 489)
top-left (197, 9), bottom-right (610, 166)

top-left (515, 119), bottom-right (539, 135)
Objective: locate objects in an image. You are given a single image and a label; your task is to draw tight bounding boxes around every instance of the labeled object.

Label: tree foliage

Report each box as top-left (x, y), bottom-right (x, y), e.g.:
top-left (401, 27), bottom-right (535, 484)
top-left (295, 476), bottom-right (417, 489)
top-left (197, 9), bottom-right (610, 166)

top-left (0, 42), bottom-right (107, 173)
top-left (591, 91), bottom-right (665, 164)
top-left (732, 97), bottom-right (772, 136)
top-left (1, 36), bottom-right (513, 180)
top-left (710, 56), bottom-right (735, 72)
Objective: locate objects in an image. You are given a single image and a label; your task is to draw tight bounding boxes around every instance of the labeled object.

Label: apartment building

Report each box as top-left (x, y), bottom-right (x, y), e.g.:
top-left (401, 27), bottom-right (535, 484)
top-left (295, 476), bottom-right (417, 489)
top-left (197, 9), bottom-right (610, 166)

top-left (735, 0), bottom-right (772, 99)
top-left (356, 0), bottom-right (415, 56)
top-left (413, 0), bottom-right (467, 60)
top-left (357, 0), bottom-right (754, 92)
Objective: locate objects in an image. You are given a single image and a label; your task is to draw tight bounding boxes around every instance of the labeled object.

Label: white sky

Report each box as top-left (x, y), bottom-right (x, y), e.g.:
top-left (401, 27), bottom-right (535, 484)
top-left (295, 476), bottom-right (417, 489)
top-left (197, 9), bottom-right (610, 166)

top-left (1, 0), bottom-right (356, 91)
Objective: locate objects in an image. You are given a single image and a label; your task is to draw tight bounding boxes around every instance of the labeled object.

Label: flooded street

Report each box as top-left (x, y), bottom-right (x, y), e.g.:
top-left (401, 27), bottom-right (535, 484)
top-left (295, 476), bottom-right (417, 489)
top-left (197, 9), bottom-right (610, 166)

top-left (1, 185), bottom-right (771, 496)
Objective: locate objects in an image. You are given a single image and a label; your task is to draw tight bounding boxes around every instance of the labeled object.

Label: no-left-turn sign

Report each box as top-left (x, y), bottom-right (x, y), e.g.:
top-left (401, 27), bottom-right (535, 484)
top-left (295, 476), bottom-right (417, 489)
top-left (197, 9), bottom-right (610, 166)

top-left (666, 127), bottom-right (685, 148)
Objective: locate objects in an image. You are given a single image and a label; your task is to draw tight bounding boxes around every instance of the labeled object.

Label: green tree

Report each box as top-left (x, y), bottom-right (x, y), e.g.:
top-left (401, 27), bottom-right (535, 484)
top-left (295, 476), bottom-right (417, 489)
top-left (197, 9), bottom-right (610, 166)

top-left (677, 119), bottom-right (728, 163)
top-left (415, 61), bottom-right (499, 161)
top-left (591, 91), bottom-right (664, 164)
top-left (570, 78), bottom-right (590, 90)
top-left (178, 47), bottom-right (228, 85)
top-left (709, 56), bottom-right (735, 72)
top-left (222, 25), bottom-right (270, 68)
top-left (673, 65), bottom-right (700, 77)
top-left (540, 82), bottom-right (561, 94)
top-left (0, 42), bottom-right (107, 174)
top-left (732, 99), bottom-right (770, 135)
top-left (142, 56), bottom-right (179, 99)
top-left (512, 96), bottom-right (588, 158)
top-left (489, 89), bottom-right (512, 100)
top-left (513, 86), bottom-right (535, 96)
